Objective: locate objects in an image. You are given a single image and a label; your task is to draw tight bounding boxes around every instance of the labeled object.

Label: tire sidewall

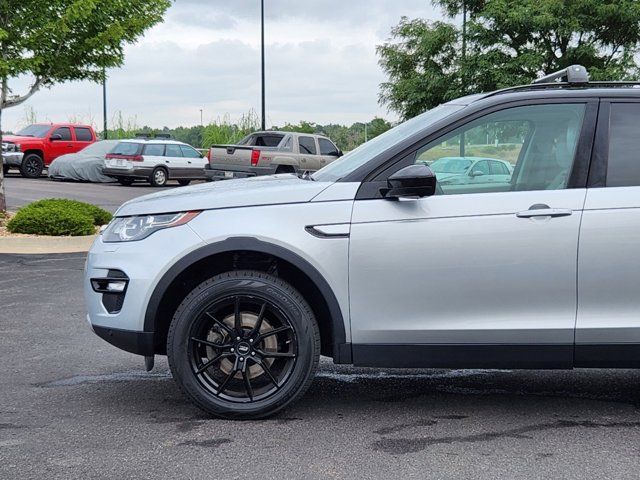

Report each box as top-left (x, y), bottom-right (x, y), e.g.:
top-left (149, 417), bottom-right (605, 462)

top-left (20, 154), bottom-right (44, 178)
top-left (168, 271), bottom-right (319, 419)
top-left (150, 167), bottom-right (167, 187)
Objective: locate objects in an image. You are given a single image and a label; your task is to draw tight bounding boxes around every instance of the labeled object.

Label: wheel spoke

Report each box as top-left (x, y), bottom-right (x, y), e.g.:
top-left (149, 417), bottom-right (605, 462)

top-left (205, 312), bottom-right (233, 334)
top-left (190, 336), bottom-right (230, 349)
top-left (195, 352), bottom-right (233, 374)
top-left (216, 369), bottom-right (235, 396)
top-left (234, 297), bottom-right (242, 333)
top-left (242, 370), bottom-right (254, 401)
top-left (257, 350), bottom-right (296, 359)
top-left (259, 361), bottom-right (280, 388)
top-left (257, 325), bottom-right (292, 341)
top-left (249, 302), bottom-right (268, 337)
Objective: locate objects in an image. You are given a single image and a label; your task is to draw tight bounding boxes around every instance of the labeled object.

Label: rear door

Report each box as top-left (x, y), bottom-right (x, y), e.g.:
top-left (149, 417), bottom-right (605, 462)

top-left (142, 143), bottom-right (166, 171)
top-left (298, 136), bottom-right (320, 170)
top-left (576, 100), bottom-right (640, 365)
top-left (164, 144), bottom-right (185, 177)
top-left (72, 127), bottom-right (94, 152)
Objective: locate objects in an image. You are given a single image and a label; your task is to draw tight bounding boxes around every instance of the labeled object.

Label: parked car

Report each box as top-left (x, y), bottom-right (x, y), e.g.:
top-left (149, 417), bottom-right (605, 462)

top-left (424, 156), bottom-right (514, 192)
top-left (2, 123), bottom-right (97, 178)
top-left (48, 140), bottom-right (120, 182)
top-left (86, 65), bottom-right (640, 419)
top-left (102, 138), bottom-right (207, 187)
top-left (204, 131), bottom-right (342, 181)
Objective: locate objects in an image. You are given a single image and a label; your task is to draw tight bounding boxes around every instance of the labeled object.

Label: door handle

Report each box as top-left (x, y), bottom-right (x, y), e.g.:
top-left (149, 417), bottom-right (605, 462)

top-left (516, 204), bottom-right (573, 218)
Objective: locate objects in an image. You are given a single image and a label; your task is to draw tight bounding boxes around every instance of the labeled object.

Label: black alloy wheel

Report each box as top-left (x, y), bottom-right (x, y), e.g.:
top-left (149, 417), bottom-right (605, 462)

top-left (168, 270), bottom-right (320, 419)
top-left (20, 154), bottom-right (44, 178)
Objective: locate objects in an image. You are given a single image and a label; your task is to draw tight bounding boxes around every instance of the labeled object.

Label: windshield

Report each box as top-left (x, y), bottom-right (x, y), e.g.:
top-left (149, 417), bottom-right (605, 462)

top-left (429, 157), bottom-right (473, 174)
top-left (312, 104), bottom-right (464, 182)
top-left (15, 125), bottom-right (51, 138)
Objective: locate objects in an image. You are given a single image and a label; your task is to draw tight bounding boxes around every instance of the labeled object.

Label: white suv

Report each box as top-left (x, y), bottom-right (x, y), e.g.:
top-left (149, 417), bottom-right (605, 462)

top-left (103, 138), bottom-right (207, 186)
top-left (86, 66), bottom-right (640, 419)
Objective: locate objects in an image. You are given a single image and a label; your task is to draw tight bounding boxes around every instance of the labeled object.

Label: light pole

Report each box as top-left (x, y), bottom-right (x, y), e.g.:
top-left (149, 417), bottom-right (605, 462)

top-left (102, 67), bottom-right (108, 139)
top-left (199, 108), bottom-right (203, 126)
top-left (261, 0), bottom-right (266, 131)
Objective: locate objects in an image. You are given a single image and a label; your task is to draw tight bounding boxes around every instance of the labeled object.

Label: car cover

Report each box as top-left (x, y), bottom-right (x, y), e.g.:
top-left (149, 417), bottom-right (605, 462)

top-left (48, 140), bottom-right (119, 182)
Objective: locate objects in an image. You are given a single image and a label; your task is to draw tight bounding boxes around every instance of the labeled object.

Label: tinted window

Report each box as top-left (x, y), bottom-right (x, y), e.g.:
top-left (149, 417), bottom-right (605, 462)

top-left (414, 103), bottom-right (585, 195)
top-left (144, 144), bottom-right (165, 156)
top-left (53, 127), bottom-right (72, 141)
top-left (255, 135), bottom-right (283, 147)
top-left (607, 103), bottom-right (640, 187)
top-left (110, 142), bottom-right (141, 156)
top-left (319, 138), bottom-right (339, 156)
top-left (180, 145), bottom-right (202, 158)
top-left (16, 125), bottom-right (51, 138)
top-left (491, 161), bottom-right (510, 175)
top-left (165, 144), bottom-right (183, 157)
top-left (75, 127), bottom-right (93, 142)
top-left (298, 136), bottom-right (317, 155)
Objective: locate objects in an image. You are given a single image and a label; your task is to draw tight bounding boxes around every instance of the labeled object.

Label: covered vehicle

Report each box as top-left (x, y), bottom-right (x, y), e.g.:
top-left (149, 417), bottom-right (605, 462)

top-left (48, 140), bottom-right (119, 182)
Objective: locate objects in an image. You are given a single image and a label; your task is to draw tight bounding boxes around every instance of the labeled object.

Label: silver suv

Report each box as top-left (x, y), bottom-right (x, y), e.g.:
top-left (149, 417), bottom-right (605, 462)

top-left (85, 66), bottom-right (640, 419)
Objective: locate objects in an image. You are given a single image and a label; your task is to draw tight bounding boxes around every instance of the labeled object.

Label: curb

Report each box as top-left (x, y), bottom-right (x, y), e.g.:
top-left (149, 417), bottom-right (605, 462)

top-left (0, 234), bottom-right (97, 254)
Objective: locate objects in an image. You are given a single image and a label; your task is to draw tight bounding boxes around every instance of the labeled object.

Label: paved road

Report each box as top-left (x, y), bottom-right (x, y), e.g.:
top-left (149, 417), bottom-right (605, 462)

top-left (3, 174), bottom-right (183, 212)
top-left (2, 254), bottom-right (640, 479)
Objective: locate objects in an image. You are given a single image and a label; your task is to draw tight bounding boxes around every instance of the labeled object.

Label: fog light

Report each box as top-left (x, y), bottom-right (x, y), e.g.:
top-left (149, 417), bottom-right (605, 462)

top-left (105, 281), bottom-right (126, 292)
top-left (91, 276), bottom-right (129, 294)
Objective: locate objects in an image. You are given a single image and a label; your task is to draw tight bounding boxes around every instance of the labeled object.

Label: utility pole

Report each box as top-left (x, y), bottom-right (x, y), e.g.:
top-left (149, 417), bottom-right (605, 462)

top-left (199, 108), bottom-right (203, 126)
top-left (261, 0), bottom-right (266, 131)
top-left (102, 68), bottom-right (108, 139)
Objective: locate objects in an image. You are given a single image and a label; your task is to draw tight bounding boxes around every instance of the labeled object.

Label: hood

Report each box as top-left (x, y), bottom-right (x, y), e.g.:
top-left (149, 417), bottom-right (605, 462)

top-left (116, 174), bottom-right (334, 216)
top-left (2, 135), bottom-right (38, 144)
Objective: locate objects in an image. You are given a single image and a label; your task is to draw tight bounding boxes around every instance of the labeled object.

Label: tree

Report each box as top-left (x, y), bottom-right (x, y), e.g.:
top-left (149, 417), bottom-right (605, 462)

top-left (0, 0), bottom-right (171, 211)
top-left (378, 1), bottom-right (640, 120)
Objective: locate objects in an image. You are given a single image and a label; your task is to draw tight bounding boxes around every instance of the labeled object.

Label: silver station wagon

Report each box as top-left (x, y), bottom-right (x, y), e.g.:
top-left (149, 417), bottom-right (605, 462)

top-left (85, 65), bottom-right (640, 419)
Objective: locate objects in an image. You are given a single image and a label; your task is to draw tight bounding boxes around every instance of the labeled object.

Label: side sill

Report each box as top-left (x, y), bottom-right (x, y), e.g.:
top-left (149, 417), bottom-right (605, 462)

top-left (575, 344), bottom-right (640, 368)
top-left (352, 344), bottom-right (574, 369)
top-left (93, 325), bottom-right (155, 356)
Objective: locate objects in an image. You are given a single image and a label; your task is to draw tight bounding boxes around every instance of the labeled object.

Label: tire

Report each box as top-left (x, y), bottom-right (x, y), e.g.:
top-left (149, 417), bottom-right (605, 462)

top-left (117, 177), bottom-right (134, 186)
top-left (150, 167), bottom-right (168, 187)
top-left (2, 165), bottom-right (9, 176)
top-left (20, 153), bottom-right (44, 178)
top-left (178, 179), bottom-right (191, 186)
top-left (167, 270), bottom-right (320, 420)
top-left (275, 165), bottom-right (295, 175)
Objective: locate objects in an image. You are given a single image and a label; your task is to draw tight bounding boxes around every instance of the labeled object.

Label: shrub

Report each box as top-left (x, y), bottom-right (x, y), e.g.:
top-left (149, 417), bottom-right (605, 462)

top-left (6, 199), bottom-right (112, 236)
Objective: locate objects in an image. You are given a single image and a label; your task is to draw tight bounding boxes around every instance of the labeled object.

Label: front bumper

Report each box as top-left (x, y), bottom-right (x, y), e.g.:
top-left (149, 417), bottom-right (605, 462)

top-left (102, 166), bottom-right (153, 179)
top-left (2, 152), bottom-right (24, 167)
top-left (84, 225), bottom-right (205, 355)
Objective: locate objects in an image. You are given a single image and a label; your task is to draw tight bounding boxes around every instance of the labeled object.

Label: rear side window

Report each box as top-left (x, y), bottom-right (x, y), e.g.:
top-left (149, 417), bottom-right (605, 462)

top-left (255, 135), bottom-right (283, 147)
top-left (52, 127), bottom-right (72, 141)
top-left (75, 127), bottom-right (93, 141)
top-left (319, 138), bottom-right (339, 156)
top-left (110, 142), bottom-right (140, 156)
top-left (298, 136), bottom-right (317, 155)
top-left (144, 144), bottom-right (165, 156)
top-left (607, 103), bottom-right (640, 187)
top-left (165, 144), bottom-right (183, 157)
top-left (180, 145), bottom-right (202, 158)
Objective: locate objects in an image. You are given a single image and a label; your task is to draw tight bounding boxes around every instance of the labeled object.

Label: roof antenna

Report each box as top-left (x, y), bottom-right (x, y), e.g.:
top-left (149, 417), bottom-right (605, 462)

top-left (532, 65), bottom-right (589, 85)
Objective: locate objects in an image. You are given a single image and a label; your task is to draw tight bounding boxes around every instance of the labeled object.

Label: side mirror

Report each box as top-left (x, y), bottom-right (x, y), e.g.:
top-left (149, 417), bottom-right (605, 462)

top-left (336, 150), bottom-right (344, 157)
top-left (384, 164), bottom-right (437, 199)
top-left (50, 134), bottom-right (62, 141)
top-left (470, 170), bottom-right (484, 177)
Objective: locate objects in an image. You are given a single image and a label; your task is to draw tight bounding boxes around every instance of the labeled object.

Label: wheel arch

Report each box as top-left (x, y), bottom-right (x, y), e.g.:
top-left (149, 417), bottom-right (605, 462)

top-left (144, 237), bottom-right (351, 363)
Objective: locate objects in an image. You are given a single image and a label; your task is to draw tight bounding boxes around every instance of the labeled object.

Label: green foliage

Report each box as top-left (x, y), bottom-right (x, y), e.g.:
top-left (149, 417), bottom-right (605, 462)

top-left (7, 198), bottom-right (111, 236)
top-left (379, 1), bottom-right (640, 119)
top-left (278, 121), bottom-right (316, 134)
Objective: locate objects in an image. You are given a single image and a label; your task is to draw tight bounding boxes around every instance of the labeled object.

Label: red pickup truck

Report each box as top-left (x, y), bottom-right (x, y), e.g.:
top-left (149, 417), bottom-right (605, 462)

top-left (2, 123), bottom-right (97, 178)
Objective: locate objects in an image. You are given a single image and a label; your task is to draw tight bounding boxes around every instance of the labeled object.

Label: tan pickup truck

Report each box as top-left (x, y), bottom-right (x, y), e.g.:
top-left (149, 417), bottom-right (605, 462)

top-left (204, 131), bottom-right (342, 180)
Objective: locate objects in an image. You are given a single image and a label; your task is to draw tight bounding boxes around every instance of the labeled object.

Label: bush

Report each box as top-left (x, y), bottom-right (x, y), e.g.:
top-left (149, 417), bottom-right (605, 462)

top-left (6, 199), bottom-right (112, 236)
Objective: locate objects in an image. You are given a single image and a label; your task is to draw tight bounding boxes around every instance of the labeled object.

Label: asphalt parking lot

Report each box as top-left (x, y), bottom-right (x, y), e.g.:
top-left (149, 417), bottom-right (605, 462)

top-left (3, 174), bottom-right (182, 212)
top-left (2, 253), bottom-right (640, 479)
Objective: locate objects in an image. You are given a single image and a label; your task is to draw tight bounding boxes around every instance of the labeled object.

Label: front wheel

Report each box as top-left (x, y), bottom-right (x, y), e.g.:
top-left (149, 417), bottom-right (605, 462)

top-left (167, 270), bottom-right (320, 419)
top-left (20, 154), bottom-right (44, 178)
top-left (2, 165), bottom-right (9, 176)
top-left (117, 177), bottom-right (134, 186)
top-left (177, 179), bottom-right (191, 186)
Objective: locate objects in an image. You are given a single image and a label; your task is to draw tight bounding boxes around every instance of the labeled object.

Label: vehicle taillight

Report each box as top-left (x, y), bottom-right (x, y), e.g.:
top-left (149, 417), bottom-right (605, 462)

top-left (106, 154), bottom-right (143, 162)
top-left (131, 155), bottom-right (143, 162)
top-left (251, 149), bottom-right (261, 166)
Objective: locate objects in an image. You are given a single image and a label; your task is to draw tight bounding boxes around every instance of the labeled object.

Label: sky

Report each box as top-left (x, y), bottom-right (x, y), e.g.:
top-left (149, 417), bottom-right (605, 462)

top-left (5, 0), bottom-right (444, 133)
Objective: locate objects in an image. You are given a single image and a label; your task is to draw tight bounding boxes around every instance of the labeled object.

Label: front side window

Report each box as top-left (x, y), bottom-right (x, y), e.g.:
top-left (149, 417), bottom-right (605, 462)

top-left (165, 144), bottom-right (183, 157)
top-left (180, 145), bottom-right (202, 158)
top-left (607, 103), bottom-right (640, 187)
top-left (144, 144), bottom-right (165, 156)
top-left (52, 127), bottom-right (72, 141)
top-left (319, 138), bottom-right (339, 156)
top-left (414, 103), bottom-right (586, 195)
top-left (298, 136), bottom-right (317, 155)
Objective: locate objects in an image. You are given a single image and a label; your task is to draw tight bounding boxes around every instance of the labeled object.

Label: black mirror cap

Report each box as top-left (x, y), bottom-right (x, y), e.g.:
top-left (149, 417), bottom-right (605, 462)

top-left (50, 134), bottom-right (63, 141)
top-left (384, 164), bottom-right (437, 199)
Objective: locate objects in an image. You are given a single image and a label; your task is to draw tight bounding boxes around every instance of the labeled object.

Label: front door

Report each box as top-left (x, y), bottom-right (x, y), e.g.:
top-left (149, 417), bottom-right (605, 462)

top-left (48, 126), bottom-right (73, 162)
top-left (349, 101), bottom-right (596, 367)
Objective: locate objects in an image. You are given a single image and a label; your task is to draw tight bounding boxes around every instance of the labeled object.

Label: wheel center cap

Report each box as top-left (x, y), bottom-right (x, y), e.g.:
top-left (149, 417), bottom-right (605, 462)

top-left (236, 342), bottom-right (251, 355)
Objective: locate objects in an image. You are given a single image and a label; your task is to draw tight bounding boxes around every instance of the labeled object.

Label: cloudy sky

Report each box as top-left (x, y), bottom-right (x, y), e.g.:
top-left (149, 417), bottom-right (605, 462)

top-left (5, 0), bottom-right (444, 133)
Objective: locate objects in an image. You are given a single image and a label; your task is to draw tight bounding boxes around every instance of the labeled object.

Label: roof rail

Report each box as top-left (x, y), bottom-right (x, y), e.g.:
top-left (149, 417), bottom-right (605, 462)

top-left (532, 65), bottom-right (589, 85)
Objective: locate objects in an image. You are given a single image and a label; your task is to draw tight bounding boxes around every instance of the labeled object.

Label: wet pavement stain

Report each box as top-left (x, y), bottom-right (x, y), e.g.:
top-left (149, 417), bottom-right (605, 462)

top-left (178, 438), bottom-right (233, 448)
top-left (375, 419), bottom-right (438, 435)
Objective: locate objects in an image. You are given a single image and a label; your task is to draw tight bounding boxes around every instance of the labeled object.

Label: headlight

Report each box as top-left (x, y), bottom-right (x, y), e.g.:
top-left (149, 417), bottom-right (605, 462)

top-left (102, 211), bottom-right (200, 242)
